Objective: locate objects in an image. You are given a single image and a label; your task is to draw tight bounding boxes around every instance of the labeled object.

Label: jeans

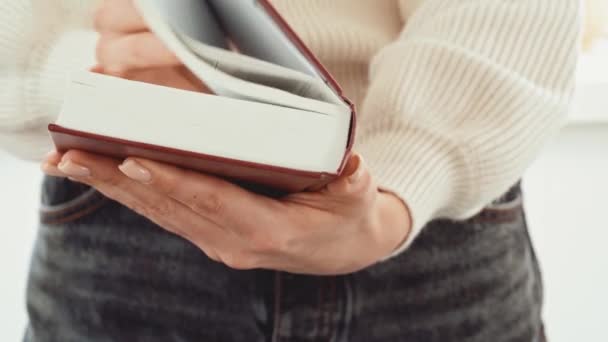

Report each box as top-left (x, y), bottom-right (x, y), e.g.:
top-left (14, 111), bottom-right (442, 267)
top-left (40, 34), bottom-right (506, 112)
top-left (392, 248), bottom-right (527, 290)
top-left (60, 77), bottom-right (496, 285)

top-left (24, 176), bottom-right (545, 341)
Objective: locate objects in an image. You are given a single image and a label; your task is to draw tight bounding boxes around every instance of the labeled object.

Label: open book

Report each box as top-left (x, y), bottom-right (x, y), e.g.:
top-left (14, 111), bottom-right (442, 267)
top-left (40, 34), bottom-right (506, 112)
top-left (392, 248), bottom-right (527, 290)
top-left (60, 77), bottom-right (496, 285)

top-left (49, 0), bottom-right (355, 193)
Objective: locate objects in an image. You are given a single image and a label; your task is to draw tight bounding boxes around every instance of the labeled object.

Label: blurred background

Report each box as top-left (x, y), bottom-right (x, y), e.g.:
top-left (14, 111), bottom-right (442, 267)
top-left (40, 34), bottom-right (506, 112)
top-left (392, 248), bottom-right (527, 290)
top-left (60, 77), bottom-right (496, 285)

top-left (1, 1), bottom-right (607, 341)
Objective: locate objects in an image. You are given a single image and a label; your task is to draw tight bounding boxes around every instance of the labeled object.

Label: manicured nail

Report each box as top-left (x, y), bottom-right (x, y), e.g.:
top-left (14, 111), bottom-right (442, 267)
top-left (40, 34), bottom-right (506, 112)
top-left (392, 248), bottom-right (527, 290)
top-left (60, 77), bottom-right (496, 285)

top-left (348, 154), bottom-right (365, 184)
top-left (58, 160), bottom-right (90, 178)
top-left (119, 159), bottom-right (152, 183)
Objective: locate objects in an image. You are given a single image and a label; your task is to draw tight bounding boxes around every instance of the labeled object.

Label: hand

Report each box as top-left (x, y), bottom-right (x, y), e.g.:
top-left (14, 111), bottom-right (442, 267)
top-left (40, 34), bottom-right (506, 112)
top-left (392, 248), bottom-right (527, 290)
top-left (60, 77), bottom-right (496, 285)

top-left (42, 151), bottom-right (412, 275)
top-left (93, 0), bottom-right (209, 92)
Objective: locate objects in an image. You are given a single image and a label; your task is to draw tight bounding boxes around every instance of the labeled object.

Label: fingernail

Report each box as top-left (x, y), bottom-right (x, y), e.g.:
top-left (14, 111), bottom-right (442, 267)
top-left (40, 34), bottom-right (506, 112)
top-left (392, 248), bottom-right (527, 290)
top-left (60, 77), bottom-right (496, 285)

top-left (119, 159), bottom-right (152, 183)
top-left (105, 66), bottom-right (126, 77)
top-left (90, 65), bottom-right (104, 73)
top-left (44, 150), bottom-right (62, 164)
top-left (41, 163), bottom-right (65, 177)
top-left (45, 150), bottom-right (59, 158)
top-left (348, 154), bottom-right (365, 184)
top-left (58, 160), bottom-right (90, 178)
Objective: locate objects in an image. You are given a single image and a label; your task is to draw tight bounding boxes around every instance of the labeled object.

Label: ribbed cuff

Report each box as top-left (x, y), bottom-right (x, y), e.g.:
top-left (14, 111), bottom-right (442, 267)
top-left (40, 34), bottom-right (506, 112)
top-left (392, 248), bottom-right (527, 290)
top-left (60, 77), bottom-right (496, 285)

top-left (357, 125), bottom-right (475, 259)
top-left (0, 30), bottom-right (97, 160)
top-left (28, 30), bottom-right (99, 122)
top-left (1, 30), bottom-right (98, 130)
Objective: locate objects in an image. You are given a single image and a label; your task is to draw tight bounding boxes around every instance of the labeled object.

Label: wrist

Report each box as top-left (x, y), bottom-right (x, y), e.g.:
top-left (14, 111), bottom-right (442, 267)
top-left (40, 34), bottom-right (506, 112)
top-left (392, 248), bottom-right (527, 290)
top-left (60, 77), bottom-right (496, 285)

top-left (370, 190), bottom-right (412, 256)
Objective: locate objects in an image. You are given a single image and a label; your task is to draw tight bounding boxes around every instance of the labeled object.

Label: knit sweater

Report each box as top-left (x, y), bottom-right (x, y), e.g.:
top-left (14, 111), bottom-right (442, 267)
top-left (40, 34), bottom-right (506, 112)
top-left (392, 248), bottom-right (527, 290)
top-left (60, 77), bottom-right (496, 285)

top-left (0, 0), bottom-right (580, 255)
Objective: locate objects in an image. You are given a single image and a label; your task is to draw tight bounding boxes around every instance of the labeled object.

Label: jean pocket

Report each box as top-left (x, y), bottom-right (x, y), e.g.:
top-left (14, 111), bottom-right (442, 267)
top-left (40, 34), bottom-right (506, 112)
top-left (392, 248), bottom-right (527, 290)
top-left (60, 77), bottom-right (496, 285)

top-left (39, 177), bottom-right (109, 225)
top-left (471, 182), bottom-right (524, 224)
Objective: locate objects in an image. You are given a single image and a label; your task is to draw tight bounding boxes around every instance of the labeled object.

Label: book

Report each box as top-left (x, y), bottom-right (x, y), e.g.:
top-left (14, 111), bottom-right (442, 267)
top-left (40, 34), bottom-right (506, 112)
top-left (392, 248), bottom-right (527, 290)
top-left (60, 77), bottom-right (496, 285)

top-left (49, 0), bottom-right (355, 193)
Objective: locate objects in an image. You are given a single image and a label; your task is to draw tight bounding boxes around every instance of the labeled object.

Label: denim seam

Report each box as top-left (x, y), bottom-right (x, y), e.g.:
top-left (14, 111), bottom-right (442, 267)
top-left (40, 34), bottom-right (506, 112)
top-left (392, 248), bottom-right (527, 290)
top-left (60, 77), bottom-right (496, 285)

top-left (40, 188), bottom-right (101, 215)
top-left (314, 277), bottom-right (338, 342)
top-left (40, 192), bottom-right (108, 225)
top-left (326, 277), bottom-right (337, 342)
top-left (41, 198), bottom-right (108, 225)
top-left (316, 278), bottom-right (325, 340)
top-left (271, 272), bottom-right (283, 342)
top-left (339, 276), bottom-right (354, 342)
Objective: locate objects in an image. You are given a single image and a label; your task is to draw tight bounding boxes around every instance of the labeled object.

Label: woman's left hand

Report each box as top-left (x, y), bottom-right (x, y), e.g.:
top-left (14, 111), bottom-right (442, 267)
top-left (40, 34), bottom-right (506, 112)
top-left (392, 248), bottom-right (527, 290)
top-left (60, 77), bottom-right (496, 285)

top-left (42, 150), bottom-right (411, 275)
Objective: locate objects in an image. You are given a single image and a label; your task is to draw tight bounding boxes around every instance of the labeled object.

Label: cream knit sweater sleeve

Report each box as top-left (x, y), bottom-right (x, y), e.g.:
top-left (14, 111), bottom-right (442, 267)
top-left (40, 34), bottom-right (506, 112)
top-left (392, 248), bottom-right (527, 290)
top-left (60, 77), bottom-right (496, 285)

top-left (357, 0), bottom-right (581, 255)
top-left (0, 0), bottom-right (98, 160)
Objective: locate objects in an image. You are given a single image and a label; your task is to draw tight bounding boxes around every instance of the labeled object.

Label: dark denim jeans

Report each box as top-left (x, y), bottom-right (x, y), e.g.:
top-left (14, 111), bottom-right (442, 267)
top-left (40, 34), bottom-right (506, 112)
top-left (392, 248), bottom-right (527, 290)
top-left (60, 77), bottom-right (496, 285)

top-left (25, 177), bottom-right (545, 342)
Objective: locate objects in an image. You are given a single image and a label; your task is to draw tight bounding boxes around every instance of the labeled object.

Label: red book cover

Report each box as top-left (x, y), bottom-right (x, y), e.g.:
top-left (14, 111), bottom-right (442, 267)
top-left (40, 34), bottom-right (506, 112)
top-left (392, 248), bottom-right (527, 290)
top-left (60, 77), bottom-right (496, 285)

top-left (49, 0), bottom-right (356, 194)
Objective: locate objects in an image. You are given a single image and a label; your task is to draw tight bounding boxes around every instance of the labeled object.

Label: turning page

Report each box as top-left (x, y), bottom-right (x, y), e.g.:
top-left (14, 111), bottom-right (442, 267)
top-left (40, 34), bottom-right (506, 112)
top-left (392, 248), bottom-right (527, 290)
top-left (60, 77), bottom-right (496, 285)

top-left (134, 0), bottom-right (348, 116)
top-left (146, 0), bottom-right (227, 48)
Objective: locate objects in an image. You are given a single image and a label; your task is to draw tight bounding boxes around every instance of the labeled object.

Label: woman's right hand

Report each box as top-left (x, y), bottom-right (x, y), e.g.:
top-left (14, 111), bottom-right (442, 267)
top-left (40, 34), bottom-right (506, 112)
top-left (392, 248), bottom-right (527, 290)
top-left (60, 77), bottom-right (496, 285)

top-left (93, 0), bottom-right (209, 92)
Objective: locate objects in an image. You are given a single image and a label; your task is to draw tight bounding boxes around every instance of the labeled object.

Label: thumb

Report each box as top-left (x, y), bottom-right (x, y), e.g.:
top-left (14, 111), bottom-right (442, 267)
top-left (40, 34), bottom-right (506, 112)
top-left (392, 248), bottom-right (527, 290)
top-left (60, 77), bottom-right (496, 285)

top-left (340, 153), bottom-right (365, 183)
top-left (325, 153), bottom-right (374, 200)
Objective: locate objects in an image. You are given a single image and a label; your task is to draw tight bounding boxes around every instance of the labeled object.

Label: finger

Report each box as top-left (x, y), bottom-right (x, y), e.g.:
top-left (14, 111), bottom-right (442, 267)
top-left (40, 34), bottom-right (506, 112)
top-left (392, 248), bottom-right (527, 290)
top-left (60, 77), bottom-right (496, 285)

top-left (325, 153), bottom-right (371, 195)
top-left (43, 150), bottom-right (63, 165)
top-left (328, 154), bottom-right (377, 213)
top-left (285, 153), bottom-right (375, 214)
top-left (96, 32), bottom-right (180, 74)
top-left (105, 184), bottom-right (224, 261)
top-left (41, 163), bottom-right (65, 178)
top-left (122, 66), bottom-right (210, 92)
top-left (59, 151), bottom-right (229, 253)
top-left (118, 158), bottom-right (281, 234)
top-left (41, 151), bottom-right (66, 177)
top-left (94, 0), bottom-right (147, 34)
top-left (118, 158), bottom-right (299, 268)
top-left (90, 65), bottom-right (105, 74)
